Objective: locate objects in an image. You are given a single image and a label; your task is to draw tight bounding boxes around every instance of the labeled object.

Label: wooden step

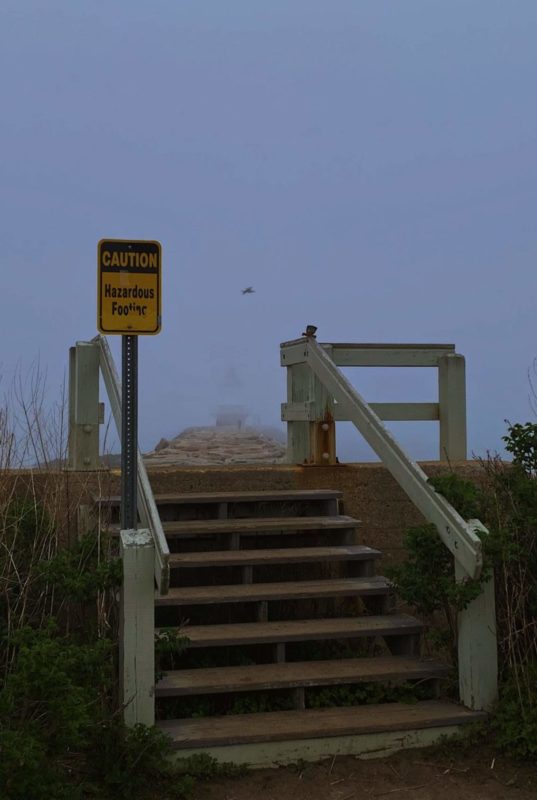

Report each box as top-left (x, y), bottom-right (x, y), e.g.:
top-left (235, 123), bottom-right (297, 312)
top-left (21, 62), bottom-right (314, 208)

top-left (105, 515), bottom-right (359, 538)
top-left (160, 614), bottom-right (422, 648)
top-left (168, 545), bottom-right (380, 569)
top-left (155, 656), bottom-right (450, 697)
top-left (155, 577), bottom-right (391, 606)
top-left (161, 515), bottom-right (359, 538)
top-left (157, 700), bottom-right (486, 749)
top-left (95, 489), bottom-right (343, 507)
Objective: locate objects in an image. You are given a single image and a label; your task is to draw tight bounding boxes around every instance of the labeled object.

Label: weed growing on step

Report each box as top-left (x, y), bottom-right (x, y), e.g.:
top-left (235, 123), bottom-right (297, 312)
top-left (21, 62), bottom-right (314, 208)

top-left (157, 689), bottom-right (297, 720)
top-left (306, 680), bottom-right (436, 710)
top-left (157, 680), bottom-right (438, 722)
top-left (229, 691), bottom-right (296, 715)
top-left (155, 628), bottom-right (190, 680)
top-left (288, 638), bottom-right (371, 662)
top-left (159, 695), bottom-right (218, 719)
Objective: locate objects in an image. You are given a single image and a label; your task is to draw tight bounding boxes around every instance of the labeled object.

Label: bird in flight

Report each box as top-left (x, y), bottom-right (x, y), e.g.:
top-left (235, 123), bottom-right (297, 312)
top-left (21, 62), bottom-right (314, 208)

top-left (241, 287), bottom-right (255, 295)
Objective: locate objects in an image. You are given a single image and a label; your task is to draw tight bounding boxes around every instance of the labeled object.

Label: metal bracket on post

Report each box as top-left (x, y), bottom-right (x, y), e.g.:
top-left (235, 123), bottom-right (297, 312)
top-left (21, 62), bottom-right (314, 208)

top-left (311, 415), bottom-right (337, 465)
top-left (438, 353), bottom-right (467, 461)
top-left (309, 344), bottom-right (336, 464)
top-left (68, 341), bottom-right (102, 470)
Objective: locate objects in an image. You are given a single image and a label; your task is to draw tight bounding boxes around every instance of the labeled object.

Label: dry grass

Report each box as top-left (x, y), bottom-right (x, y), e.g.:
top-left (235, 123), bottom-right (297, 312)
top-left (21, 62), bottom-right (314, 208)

top-left (0, 363), bottom-right (118, 677)
top-left (476, 452), bottom-right (537, 734)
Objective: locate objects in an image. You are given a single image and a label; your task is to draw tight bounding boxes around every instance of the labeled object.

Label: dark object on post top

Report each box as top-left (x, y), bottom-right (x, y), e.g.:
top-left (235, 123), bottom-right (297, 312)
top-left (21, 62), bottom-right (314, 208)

top-left (302, 325), bottom-right (317, 338)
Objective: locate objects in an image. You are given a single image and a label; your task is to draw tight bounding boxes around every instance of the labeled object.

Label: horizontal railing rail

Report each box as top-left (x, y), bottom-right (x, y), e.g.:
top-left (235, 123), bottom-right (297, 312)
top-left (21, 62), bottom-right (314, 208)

top-left (282, 400), bottom-right (441, 422)
top-left (94, 335), bottom-right (170, 595)
top-left (282, 340), bottom-right (457, 368)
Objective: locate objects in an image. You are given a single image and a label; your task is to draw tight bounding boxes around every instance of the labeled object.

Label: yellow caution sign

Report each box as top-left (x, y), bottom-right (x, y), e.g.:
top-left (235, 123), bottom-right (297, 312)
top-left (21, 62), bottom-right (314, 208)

top-left (97, 239), bottom-right (161, 334)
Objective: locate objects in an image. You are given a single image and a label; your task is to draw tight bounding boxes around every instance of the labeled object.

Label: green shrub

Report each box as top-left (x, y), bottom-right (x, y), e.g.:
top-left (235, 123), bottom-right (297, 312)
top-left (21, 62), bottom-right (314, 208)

top-left (0, 624), bottom-right (113, 799)
top-left (493, 666), bottom-right (537, 760)
top-left (386, 523), bottom-right (483, 659)
top-left (388, 421), bottom-right (537, 758)
top-left (502, 421), bottom-right (537, 474)
top-left (428, 472), bottom-right (481, 519)
top-left (0, 496), bottom-right (53, 551)
top-left (37, 532), bottom-right (122, 604)
top-left (0, 726), bottom-right (77, 800)
top-left (89, 722), bottom-right (178, 798)
top-left (173, 752), bottom-right (247, 780)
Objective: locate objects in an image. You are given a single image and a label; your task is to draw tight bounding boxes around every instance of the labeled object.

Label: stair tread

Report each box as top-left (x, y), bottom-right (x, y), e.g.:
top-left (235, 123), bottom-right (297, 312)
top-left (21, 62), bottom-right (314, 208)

top-left (105, 515), bottom-right (359, 537)
top-left (155, 577), bottom-right (391, 606)
top-left (160, 614), bottom-right (422, 647)
top-left (156, 656), bottom-right (450, 696)
top-left (163, 515), bottom-right (359, 533)
top-left (95, 489), bottom-right (343, 506)
top-left (169, 545), bottom-right (380, 568)
top-left (157, 700), bottom-right (486, 748)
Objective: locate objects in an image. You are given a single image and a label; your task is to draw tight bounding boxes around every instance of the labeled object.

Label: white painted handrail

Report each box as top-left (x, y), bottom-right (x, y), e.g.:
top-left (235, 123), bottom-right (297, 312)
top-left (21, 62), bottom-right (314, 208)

top-left (298, 337), bottom-right (484, 579)
top-left (94, 335), bottom-right (170, 594)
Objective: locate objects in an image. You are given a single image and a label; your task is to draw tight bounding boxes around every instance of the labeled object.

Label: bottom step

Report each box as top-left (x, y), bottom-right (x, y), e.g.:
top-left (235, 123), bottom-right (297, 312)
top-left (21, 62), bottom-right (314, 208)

top-left (158, 701), bottom-right (485, 766)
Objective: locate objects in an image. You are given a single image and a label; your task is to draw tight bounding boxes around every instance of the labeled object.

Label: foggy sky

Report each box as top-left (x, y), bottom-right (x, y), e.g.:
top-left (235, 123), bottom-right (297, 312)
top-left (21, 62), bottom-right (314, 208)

top-left (2, 1), bottom-right (537, 460)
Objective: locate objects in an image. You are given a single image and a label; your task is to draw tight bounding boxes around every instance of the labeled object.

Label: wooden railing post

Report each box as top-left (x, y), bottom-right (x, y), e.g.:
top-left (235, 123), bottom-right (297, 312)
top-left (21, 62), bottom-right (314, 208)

top-left (284, 348), bottom-right (336, 464)
top-left (456, 549), bottom-right (498, 710)
top-left (286, 362), bottom-right (312, 463)
top-left (438, 353), bottom-right (467, 461)
top-left (120, 529), bottom-right (155, 726)
top-left (68, 341), bottom-right (102, 470)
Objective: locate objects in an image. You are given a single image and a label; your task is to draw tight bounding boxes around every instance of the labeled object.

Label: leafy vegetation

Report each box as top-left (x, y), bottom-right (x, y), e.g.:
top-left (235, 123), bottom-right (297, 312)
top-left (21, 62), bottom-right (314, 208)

top-left (0, 494), bottom-right (245, 799)
top-left (155, 628), bottom-right (190, 681)
top-left (386, 523), bottom-right (483, 661)
top-left (306, 680), bottom-right (433, 709)
top-left (387, 421), bottom-right (537, 759)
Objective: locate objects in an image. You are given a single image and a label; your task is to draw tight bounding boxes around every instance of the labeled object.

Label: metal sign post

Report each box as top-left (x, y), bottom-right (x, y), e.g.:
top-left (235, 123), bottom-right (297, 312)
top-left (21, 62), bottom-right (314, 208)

top-left (121, 335), bottom-right (138, 530)
top-left (97, 239), bottom-right (162, 531)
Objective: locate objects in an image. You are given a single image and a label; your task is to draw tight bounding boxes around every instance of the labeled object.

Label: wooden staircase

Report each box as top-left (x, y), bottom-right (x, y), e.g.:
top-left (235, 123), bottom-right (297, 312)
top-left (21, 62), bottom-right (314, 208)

top-left (101, 488), bottom-right (485, 765)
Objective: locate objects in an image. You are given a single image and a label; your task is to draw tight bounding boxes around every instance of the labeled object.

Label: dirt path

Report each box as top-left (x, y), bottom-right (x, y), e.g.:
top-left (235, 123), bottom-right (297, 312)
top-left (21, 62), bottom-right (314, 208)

top-left (194, 747), bottom-right (537, 800)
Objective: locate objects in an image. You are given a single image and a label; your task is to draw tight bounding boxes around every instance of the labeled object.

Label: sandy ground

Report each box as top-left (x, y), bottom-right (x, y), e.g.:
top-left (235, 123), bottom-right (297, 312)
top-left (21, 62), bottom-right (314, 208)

top-left (193, 747), bottom-right (537, 800)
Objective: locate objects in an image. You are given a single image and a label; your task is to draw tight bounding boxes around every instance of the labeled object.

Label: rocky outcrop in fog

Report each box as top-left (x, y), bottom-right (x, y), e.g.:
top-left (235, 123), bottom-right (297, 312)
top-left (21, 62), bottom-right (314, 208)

top-left (144, 426), bottom-right (286, 466)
